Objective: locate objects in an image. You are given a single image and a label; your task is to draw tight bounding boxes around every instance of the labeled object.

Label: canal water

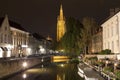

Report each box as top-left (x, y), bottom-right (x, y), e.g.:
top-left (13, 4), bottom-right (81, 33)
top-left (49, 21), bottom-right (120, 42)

top-left (7, 59), bottom-right (83, 80)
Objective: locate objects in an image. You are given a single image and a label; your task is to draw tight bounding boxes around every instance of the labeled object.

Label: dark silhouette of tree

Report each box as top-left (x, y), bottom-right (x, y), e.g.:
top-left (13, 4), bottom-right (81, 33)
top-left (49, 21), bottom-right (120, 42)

top-left (80, 17), bottom-right (99, 54)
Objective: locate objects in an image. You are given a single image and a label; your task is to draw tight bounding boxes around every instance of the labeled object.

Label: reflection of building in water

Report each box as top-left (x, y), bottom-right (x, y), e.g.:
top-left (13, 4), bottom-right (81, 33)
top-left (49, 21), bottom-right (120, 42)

top-left (57, 74), bottom-right (65, 80)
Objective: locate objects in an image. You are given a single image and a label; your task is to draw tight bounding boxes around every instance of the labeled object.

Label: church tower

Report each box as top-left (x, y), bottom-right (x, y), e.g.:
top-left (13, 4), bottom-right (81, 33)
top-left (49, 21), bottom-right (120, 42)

top-left (57, 4), bottom-right (66, 41)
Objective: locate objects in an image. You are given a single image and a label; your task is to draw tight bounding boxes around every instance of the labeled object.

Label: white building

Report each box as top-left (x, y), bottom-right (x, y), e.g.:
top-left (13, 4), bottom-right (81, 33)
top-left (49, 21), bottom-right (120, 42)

top-left (0, 15), bottom-right (12, 58)
top-left (0, 15), bottom-right (29, 58)
top-left (101, 10), bottom-right (120, 54)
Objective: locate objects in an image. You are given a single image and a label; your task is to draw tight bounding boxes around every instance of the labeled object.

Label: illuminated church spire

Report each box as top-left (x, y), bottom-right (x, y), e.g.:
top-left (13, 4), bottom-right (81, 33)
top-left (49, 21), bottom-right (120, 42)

top-left (57, 4), bottom-right (66, 41)
top-left (60, 4), bottom-right (63, 20)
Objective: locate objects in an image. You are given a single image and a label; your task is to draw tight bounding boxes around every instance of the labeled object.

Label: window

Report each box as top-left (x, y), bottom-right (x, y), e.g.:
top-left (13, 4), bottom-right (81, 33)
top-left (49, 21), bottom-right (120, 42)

top-left (117, 40), bottom-right (119, 47)
top-left (108, 28), bottom-right (109, 38)
top-left (4, 34), bottom-right (7, 43)
top-left (112, 41), bottom-right (114, 52)
top-left (111, 27), bottom-right (113, 36)
top-left (116, 24), bottom-right (118, 35)
top-left (5, 26), bottom-right (7, 31)
top-left (108, 42), bottom-right (109, 49)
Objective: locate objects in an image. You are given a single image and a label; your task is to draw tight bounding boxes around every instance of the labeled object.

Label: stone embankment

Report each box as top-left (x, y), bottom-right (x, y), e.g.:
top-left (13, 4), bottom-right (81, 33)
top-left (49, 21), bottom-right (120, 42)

top-left (0, 56), bottom-right (51, 79)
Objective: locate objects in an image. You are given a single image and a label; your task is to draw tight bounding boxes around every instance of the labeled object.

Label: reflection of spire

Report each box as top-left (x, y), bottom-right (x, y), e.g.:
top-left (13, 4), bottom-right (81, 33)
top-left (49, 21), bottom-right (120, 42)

top-left (57, 74), bottom-right (65, 80)
top-left (60, 4), bottom-right (63, 20)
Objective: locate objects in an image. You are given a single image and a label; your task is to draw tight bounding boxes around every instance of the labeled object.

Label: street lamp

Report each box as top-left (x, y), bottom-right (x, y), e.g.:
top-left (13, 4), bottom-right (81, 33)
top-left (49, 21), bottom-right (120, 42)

top-left (105, 60), bottom-right (109, 67)
top-left (114, 63), bottom-right (117, 72)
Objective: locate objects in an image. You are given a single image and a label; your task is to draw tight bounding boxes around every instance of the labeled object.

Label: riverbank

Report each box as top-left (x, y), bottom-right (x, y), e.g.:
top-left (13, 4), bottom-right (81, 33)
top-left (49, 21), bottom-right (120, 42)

top-left (78, 62), bottom-right (105, 80)
top-left (80, 56), bottom-right (117, 80)
top-left (0, 56), bottom-right (51, 79)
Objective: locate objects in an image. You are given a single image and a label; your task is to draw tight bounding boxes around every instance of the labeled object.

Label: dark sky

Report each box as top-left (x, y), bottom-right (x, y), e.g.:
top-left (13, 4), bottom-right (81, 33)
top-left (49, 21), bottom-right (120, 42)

top-left (0, 0), bottom-right (120, 39)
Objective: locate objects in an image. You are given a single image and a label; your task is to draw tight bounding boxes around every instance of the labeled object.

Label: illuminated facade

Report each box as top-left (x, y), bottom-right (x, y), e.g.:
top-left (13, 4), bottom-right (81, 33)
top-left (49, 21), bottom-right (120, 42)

top-left (0, 15), bottom-right (29, 58)
top-left (91, 28), bottom-right (102, 53)
top-left (0, 15), bottom-right (12, 58)
top-left (10, 27), bottom-right (29, 57)
top-left (102, 9), bottom-right (120, 54)
top-left (57, 4), bottom-right (66, 41)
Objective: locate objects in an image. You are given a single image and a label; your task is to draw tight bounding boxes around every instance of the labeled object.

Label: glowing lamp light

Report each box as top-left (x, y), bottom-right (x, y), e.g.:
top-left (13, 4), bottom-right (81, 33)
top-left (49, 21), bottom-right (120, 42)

top-left (7, 51), bottom-right (11, 57)
top-left (0, 48), bottom-right (3, 58)
top-left (60, 64), bottom-right (64, 67)
top-left (22, 73), bottom-right (27, 79)
top-left (27, 48), bottom-right (31, 55)
top-left (114, 63), bottom-right (117, 67)
top-left (61, 49), bottom-right (64, 52)
top-left (22, 45), bottom-right (28, 48)
top-left (22, 62), bottom-right (27, 68)
top-left (40, 48), bottom-right (45, 53)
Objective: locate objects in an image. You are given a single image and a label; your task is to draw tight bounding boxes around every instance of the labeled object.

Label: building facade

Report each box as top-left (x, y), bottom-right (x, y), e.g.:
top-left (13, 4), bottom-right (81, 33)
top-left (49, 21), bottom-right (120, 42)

top-left (0, 15), bottom-right (29, 58)
top-left (91, 28), bottom-right (103, 53)
top-left (102, 10), bottom-right (120, 54)
top-left (29, 33), bottom-right (45, 55)
top-left (0, 15), bottom-right (12, 58)
top-left (57, 4), bottom-right (66, 41)
top-left (10, 27), bottom-right (29, 57)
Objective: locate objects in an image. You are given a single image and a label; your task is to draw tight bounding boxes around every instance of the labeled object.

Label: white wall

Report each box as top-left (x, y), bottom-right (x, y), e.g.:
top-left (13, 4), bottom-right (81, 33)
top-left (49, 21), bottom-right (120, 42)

top-left (102, 11), bottom-right (120, 54)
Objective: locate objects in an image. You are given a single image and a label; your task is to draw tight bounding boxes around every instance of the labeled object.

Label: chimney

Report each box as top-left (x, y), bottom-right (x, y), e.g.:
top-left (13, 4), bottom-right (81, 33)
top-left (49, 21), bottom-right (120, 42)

top-left (110, 9), bottom-right (114, 16)
top-left (115, 8), bottom-right (120, 13)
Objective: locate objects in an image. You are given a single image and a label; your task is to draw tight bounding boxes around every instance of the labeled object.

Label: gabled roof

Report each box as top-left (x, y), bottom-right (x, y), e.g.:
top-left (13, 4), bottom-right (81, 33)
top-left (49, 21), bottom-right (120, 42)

top-left (0, 17), bottom-right (27, 32)
top-left (101, 9), bottom-right (120, 25)
top-left (9, 20), bottom-right (27, 32)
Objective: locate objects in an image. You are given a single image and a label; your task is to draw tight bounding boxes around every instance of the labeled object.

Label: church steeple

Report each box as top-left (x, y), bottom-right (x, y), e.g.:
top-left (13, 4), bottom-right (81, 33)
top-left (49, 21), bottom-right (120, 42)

top-left (57, 4), bottom-right (66, 41)
top-left (60, 4), bottom-right (64, 20)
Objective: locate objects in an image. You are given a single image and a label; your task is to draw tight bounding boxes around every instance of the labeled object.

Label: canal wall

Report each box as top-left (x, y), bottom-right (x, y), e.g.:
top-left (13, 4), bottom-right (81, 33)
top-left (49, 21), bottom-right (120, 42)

top-left (0, 56), bottom-right (51, 79)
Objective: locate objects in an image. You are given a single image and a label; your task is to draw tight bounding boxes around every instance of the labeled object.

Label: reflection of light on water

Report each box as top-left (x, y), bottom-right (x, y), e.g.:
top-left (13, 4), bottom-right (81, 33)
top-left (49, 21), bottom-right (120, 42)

top-left (53, 59), bottom-right (69, 62)
top-left (41, 65), bottom-right (44, 68)
top-left (22, 73), bottom-right (27, 79)
top-left (52, 56), bottom-right (70, 62)
top-left (22, 62), bottom-right (27, 68)
top-left (41, 58), bottom-right (44, 62)
top-left (57, 74), bottom-right (65, 80)
top-left (26, 68), bottom-right (51, 74)
top-left (60, 64), bottom-right (64, 67)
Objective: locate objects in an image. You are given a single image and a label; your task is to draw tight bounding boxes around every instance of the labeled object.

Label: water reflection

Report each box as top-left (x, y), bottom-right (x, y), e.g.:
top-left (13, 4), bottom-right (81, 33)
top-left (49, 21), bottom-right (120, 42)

top-left (57, 74), bottom-right (65, 80)
top-left (7, 59), bottom-right (83, 80)
top-left (22, 73), bottom-right (27, 79)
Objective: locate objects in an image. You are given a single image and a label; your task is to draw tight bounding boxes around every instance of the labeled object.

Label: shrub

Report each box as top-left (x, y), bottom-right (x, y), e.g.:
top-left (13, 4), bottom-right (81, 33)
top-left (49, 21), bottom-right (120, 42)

top-left (114, 70), bottom-right (120, 79)
top-left (99, 49), bottom-right (111, 54)
top-left (103, 66), bottom-right (113, 72)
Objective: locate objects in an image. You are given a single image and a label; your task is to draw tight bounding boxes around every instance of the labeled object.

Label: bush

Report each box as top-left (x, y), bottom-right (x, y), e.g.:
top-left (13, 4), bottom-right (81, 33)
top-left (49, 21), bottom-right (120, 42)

top-left (99, 49), bottom-right (111, 54)
top-left (96, 61), bottom-right (104, 67)
top-left (69, 58), bottom-right (79, 64)
top-left (103, 66), bottom-right (113, 72)
top-left (115, 70), bottom-right (120, 79)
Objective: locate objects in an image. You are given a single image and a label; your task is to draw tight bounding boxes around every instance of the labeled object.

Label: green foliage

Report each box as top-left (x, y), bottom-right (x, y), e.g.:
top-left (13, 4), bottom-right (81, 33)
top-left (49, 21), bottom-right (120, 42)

top-left (69, 58), bottom-right (79, 64)
top-left (99, 49), bottom-right (111, 54)
top-left (80, 17), bottom-right (99, 54)
top-left (97, 61), bottom-right (104, 66)
top-left (87, 57), bottom-right (97, 61)
top-left (115, 70), bottom-right (120, 79)
top-left (103, 66), bottom-right (113, 72)
top-left (59, 17), bottom-right (83, 57)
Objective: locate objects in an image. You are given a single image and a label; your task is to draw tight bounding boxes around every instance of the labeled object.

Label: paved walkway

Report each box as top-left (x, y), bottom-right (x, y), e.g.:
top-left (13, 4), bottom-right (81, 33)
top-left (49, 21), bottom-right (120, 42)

top-left (78, 62), bottom-right (105, 80)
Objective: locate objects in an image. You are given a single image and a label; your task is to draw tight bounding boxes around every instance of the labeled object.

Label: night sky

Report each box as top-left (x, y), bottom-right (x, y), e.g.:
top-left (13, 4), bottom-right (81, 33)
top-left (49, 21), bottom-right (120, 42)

top-left (0, 0), bottom-right (120, 39)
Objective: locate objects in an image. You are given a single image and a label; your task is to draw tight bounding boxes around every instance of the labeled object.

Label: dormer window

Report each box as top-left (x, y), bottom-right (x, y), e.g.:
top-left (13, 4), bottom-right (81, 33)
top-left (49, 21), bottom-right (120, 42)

top-left (5, 26), bottom-right (7, 31)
